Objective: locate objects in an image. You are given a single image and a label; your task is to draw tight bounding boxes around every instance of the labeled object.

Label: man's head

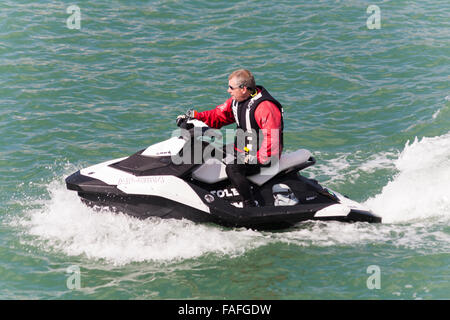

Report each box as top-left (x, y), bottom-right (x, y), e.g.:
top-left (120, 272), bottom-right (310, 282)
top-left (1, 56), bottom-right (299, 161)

top-left (227, 69), bottom-right (256, 102)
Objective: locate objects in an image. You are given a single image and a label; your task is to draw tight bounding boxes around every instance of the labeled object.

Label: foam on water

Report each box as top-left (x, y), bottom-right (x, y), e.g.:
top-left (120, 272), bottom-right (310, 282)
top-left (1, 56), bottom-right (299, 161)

top-left (16, 179), bottom-right (266, 266)
top-left (276, 133), bottom-right (450, 252)
top-left (274, 219), bottom-right (450, 254)
top-left (364, 132), bottom-right (450, 223)
top-left (308, 149), bottom-right (398, 185)
top-left (19, 180), bottom-right (449, 267)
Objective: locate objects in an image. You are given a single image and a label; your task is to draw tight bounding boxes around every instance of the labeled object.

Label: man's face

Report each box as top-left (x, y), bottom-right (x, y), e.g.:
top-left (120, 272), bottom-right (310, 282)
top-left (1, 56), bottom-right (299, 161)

top-left (227, 77), bottom-right (249, 102)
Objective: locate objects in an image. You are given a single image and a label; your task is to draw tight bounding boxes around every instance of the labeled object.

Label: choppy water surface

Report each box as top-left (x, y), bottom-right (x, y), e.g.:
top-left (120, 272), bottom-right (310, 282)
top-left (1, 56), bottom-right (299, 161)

top-left (0, 1), bottom-right (449, 299)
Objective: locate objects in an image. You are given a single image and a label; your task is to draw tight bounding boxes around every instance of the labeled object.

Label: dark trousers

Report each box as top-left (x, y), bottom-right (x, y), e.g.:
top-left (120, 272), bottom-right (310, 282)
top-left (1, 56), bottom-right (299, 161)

top-left (225, 163), bottom-right (262, 202)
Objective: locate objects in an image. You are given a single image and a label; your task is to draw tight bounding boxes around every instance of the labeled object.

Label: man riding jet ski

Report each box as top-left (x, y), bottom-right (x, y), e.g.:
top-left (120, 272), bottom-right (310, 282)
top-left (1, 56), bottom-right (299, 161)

top-left (65, 120), bottom-right (382, 230)
top-left (178, 69), bottom-right (283, 208)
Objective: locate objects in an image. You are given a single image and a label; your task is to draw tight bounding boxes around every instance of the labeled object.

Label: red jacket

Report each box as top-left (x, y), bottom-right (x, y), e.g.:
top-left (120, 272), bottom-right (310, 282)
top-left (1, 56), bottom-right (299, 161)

top-left (195, 95), bottom-right (283, 164)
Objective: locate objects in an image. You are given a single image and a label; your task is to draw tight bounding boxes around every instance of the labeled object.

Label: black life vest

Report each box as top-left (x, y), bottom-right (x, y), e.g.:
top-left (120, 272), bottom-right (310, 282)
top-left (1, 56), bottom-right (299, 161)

top-left (231, 85), bottom-right (284, 155)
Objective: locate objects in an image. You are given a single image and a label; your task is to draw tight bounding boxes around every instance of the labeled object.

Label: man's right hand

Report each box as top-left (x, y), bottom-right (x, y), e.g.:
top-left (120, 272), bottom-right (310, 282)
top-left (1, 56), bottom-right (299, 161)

top-left (176, 109), bottom-right (198, 127)
top-left (176, 114), bottom-right (187, 127)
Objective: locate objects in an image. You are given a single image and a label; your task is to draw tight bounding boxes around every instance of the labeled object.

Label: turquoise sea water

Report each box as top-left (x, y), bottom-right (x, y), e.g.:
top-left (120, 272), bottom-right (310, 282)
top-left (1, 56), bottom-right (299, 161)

top-left (0, 0), bottom-right (449, 299)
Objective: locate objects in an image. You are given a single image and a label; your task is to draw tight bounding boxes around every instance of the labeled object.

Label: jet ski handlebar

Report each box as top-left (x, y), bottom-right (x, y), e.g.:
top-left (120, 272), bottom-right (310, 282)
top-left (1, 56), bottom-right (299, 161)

top-left (176, 117), bottom-right (220, 140)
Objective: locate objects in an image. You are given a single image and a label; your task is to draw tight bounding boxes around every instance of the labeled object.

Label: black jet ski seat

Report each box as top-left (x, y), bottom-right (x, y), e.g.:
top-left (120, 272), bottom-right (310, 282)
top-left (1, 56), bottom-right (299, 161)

top-left (191, 149), bottom-right (314, 186)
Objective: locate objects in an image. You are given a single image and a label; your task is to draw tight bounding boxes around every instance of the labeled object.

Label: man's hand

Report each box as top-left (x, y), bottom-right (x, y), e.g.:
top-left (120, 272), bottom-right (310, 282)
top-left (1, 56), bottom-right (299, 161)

top-left (236, 151), bottom-right (257, 164)
top-left (244, 153), bottom-right (257, 164)
top-left (176, 109), bottom-right (198, 127)
top-left (176, 114), bottom-right (187, 127)
top-left (186, 109), bottom-right (198, 119)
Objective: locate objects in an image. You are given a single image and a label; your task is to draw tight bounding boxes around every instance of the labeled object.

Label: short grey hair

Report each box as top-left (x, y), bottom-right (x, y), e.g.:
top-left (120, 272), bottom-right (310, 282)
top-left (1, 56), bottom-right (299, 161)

top-left (228, 69), bottom-right (256, 90)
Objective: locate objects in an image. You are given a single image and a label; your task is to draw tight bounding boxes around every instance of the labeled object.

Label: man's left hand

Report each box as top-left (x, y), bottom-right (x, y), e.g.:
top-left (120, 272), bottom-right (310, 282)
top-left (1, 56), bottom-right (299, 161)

top-left (186, 109), bottom-right (198, 119)
top-left (244, 153), bottom-right (257, 165)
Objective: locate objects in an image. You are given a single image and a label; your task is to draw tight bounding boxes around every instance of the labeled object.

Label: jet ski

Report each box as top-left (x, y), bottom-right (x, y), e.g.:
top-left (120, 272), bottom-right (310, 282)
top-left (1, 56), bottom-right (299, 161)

top-left (65, 118), bottom-right (381, 230)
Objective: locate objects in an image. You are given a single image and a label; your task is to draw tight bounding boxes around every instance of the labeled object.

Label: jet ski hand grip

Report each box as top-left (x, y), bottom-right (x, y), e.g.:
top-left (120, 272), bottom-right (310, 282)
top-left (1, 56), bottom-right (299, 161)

top-left (176, 115), bottom-right (195, 130)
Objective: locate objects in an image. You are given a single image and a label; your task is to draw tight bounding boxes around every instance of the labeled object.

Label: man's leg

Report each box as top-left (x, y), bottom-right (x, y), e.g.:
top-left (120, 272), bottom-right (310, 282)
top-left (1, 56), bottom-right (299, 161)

top-left (225, 163), bottom-right (261, 207)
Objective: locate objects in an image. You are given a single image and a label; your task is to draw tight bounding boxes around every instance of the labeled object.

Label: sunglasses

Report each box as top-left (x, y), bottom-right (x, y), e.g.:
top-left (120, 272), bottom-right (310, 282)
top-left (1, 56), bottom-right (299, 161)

top-left (228, 84), bottom-right (244, 90)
